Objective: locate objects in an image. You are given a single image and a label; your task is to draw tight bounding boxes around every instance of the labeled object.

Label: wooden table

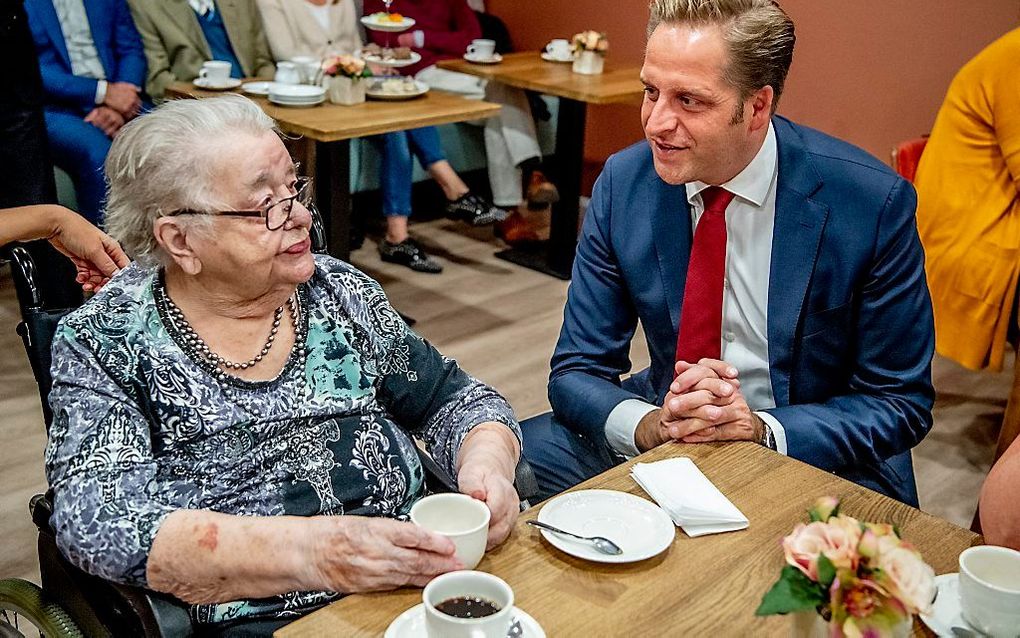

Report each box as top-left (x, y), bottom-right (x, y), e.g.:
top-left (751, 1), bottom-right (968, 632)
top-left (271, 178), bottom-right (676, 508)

top-left (438, 52), bottom-right (644, 279)
top-left (277, 442), bottom-right (979, 636)
top-left (165, 82), bottom-right (501, 260)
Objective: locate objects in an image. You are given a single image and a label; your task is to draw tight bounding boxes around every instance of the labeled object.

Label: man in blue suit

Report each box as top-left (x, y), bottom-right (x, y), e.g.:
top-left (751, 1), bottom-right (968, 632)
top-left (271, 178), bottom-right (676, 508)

top-left (25, 0), bottom-right (146, 223)
top-left (523, 0), bottom-right (935, 506)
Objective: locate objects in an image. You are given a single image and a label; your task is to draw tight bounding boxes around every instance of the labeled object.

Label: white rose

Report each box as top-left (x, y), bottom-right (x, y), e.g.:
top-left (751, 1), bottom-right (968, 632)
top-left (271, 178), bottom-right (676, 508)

top-left (876, 536), bottom-right (936, 614)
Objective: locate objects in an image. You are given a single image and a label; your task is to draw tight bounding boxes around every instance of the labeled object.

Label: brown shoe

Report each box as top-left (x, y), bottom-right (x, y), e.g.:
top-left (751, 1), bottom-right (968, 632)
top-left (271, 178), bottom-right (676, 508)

top-left (496, 211), bottom-right (541, 245)
top-left (526, 170), bottom-right (559, 210)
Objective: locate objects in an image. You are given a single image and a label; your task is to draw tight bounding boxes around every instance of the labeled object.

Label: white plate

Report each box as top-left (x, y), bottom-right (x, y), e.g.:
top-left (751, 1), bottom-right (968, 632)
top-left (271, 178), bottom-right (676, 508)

top-left (464, 52), bottom-right (503, 65)
top-left (384, 603), bottom-right (545, 638)
top-left (360, 14), bottom-right (416, 32)
top-left (267, 95), bottom-right (325, 107)
top-left (920, 573), bottom-right (982, 637)
top-left (363, 51), bottom-right (422, 68)
top-left (269, 84), bottom-right (325, 99)
top-left (366, 79), bottom-right (429, 101)
top-left (535, 489), bottom-right (675, 563)
top-left (193, 77), bottom-right (241, 90)
top-left (540, 52), bottom-right (574, 63)
top-left (241, 81), bottom-right (282, 96)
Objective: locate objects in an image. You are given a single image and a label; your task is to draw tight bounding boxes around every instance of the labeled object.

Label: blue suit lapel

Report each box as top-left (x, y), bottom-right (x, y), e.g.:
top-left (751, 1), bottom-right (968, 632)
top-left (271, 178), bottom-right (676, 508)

top-left (37, 0), bottom-right (72, 70)
top-left (767, 117), bottom-right (829, 407)
top-left (651, 179), bottom-right (693, 333)
top-left (83, 0), bottom-right (114, 79)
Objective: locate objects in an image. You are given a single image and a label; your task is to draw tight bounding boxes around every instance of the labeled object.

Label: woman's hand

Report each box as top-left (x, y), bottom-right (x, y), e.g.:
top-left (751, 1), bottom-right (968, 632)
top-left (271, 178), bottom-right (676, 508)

top-left (456, 423), bottom-right (521, 550)
top-left (48, 211), bottom-right (130, 292)
top-left (314, 516), bottom-right (461, 593)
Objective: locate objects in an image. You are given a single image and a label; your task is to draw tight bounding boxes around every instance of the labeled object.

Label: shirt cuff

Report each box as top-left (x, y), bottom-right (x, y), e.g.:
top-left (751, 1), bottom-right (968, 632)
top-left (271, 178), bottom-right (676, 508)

top-left (756, 411), bottom-right (787, 455)
top-left (413, 30), bottom-right (425, 48)
top-left (605, 399), bottom-right (657, 459)
top-left (94, 80), bottom-right (108, 105)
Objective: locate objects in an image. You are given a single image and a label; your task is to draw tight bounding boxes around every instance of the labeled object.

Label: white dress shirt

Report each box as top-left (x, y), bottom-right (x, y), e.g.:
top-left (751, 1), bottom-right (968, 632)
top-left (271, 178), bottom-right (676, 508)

top-left (605, 122), bottom-right (789, 457)
top-left (52, 0), bottom-right (107, 104)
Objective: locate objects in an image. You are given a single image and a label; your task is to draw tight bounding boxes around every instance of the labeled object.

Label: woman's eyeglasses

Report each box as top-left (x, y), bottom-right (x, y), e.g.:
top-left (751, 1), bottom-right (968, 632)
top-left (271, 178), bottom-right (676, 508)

top-left (166, 177), bottom-right (314, 231)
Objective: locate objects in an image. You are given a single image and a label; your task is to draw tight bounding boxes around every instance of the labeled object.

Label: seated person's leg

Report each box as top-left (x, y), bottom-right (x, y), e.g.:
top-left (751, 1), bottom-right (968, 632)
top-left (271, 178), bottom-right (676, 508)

top-left (371, 132), bottom-right (442, 274)
top-left (43, 111), bottom-right (112, 224)
top-left (405, 126), bottom-right (504, 226)
top-left (521, 412), bottom-right (617, 502)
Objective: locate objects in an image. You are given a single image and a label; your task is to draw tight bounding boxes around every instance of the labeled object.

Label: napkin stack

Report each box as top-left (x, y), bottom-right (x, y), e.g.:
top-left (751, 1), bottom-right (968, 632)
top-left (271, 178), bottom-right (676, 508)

top-left (631, 457), bottom-right (749, 537)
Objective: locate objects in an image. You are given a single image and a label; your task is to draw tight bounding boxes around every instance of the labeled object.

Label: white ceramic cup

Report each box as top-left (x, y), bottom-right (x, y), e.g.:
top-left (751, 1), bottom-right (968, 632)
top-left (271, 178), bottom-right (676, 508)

top-left (198, 60), bottom-right (232, 84)
top-left (545, 38), bottom-right (571, 60)
top-left (274, 61), bottom-right (301, 85)
top-left (423, 571), bottom-right (514, 638)
top-left (410, 493), bottom-right (490, 570)
top-left (467, 38), bottom-right (496, 59)
top-left (290, 56), bottom-right (320, 84)
top-left (958, 545), bottom-right (1020, 637)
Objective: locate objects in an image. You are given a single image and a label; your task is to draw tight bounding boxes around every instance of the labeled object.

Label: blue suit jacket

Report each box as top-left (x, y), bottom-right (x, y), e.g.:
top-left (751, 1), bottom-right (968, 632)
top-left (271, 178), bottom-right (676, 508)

top-left (25, 0), bottom-right (147, 115)
top-left (549, 116), bottom-right (935, 505)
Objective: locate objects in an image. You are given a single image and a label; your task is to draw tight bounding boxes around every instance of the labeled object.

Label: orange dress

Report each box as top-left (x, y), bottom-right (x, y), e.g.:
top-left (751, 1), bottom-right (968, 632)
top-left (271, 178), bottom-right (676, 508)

top-left (915, 28), bottom-right (1020, 371)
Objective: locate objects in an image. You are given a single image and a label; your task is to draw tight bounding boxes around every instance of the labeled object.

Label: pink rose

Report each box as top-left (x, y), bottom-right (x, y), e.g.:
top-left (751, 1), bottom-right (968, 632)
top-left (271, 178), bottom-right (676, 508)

top-left (824, 515), bottom-right (863, 570)
top-left (783, 518), bottom-right (862, 580)
top-left (874, 537), bottom-right (935, 614)
top-left (810, 496), bottom-right (840, 522)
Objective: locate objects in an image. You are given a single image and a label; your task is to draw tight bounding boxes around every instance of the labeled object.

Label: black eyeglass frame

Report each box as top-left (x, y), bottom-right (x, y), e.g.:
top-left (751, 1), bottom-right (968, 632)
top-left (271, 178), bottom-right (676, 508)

top-left (165, 177), bottom-right (313, 231)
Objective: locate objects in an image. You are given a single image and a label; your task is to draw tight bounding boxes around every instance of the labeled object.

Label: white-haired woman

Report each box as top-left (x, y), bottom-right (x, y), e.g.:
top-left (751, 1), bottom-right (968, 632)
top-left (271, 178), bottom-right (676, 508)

top-left (45, 94), bottom-right (521, 635)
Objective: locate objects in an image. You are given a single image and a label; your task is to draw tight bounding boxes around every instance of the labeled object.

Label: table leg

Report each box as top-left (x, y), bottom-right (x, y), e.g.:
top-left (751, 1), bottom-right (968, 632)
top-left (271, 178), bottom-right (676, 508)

top-left (495, 98), bottom-right (587, 280)
top-left (314, 139), bottom-right (352, 261)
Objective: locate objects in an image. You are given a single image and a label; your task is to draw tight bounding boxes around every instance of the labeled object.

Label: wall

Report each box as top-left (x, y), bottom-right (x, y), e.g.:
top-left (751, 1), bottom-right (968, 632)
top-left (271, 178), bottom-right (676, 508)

top-left (487, 0), bottom-right (1020, 192)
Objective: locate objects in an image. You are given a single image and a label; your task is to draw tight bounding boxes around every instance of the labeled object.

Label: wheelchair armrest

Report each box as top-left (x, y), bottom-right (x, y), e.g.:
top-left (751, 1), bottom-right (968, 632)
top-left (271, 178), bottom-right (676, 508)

top-left (111, 585), bottom-right (194, 638)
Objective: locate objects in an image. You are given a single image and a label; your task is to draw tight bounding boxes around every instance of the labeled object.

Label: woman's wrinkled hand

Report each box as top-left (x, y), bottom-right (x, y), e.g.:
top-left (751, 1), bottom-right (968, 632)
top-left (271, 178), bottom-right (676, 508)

top-left (314, 516), bottom-right (461, 593)
top-left (458, 456), bottom-right (520, 550)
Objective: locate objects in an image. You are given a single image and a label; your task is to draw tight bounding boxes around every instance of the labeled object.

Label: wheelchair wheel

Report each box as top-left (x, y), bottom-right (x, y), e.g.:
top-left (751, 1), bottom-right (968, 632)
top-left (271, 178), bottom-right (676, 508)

top-left (0, 578), bottom-right (82, 638)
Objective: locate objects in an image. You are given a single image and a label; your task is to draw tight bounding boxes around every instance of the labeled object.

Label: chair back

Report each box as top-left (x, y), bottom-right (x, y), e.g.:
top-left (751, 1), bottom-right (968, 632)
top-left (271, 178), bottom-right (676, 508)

top-left (891, 137), bottom-right (928, 183)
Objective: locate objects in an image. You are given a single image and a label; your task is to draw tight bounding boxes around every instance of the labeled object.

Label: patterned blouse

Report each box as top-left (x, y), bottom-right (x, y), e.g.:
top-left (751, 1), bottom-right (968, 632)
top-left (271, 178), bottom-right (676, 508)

top-left (45, 255), bottom-right (520, 625)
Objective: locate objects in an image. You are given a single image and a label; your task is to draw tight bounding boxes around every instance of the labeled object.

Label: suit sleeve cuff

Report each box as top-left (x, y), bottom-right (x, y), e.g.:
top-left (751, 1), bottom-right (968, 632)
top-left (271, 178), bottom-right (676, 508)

top-left (756, 411), bottom-right (787, 455)
top-left (605, 399), bottom-right (657, 459)
top-left (95, 80), bottom-right (108, 105)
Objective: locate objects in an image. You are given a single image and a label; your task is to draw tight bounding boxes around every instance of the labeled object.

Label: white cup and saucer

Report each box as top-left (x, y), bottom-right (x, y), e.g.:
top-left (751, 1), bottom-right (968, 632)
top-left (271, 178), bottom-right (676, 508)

top-left (194, 61), bottom-right (241, 90)
top-left (920, 545), bottom-right (1020, 637)
top-left (464, 38), bottom-right (502, 64)
top-left (541, 39), bottom-right (573, 63)
top-left (384, 571), bottom-right (545, 638)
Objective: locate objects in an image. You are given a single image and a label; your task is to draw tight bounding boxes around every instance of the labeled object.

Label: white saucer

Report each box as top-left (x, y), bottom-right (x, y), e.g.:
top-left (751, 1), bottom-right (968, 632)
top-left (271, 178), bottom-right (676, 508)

top-left (920, 573), bottom-right (984, 637)
top-left (361, 14), bottom-right (416, 32)
top-left (535, 489), bottom-right (675, 563)
top-left (241, 81), bottom-right (281, 96)
top-left (384, 603), bottom-right (545, 638)
top-left (366, 79), bottom-right (429, 101)
top-left (464, 52), bottom-right (503, 65)
top-left (363, 51), bottom-right (422, 68)
top-left (540, 52), bottom-right (574, 63)
top-left (193, 77), bottom-right (242, 90)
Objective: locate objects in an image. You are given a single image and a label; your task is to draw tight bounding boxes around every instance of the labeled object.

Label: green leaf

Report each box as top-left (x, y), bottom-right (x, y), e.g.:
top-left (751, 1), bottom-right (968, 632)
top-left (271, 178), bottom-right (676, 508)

top-left (755, 566), bottom-right (827, 616)
top-left (816, 554), bottom-right (836, 589)
top-left (808, 510), bottom-right (823, 523)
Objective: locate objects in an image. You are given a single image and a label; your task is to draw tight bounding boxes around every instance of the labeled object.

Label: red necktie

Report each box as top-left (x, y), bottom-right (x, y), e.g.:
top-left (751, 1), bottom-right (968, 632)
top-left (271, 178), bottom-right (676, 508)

top-left (675, 186), bottom-right (735, 366)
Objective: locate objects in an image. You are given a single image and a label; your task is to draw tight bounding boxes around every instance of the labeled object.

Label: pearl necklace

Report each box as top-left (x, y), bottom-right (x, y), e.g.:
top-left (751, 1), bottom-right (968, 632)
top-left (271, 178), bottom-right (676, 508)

top-left (164, 291), bottom-right (299, 372)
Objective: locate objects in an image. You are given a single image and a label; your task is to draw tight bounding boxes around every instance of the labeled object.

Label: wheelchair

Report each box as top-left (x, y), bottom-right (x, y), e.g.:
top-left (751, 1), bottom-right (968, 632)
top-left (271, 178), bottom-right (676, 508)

top-left (0, 211), bottom-right (539, 637)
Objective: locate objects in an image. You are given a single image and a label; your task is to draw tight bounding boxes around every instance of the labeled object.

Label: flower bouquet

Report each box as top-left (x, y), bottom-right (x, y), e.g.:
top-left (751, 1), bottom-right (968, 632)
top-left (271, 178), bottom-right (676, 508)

top-left (756, 497), bottom-right (936, 638)
top-left (570, 30), bottom-right (608, 75)
top-left (320, 55), bottom-right (372, 105)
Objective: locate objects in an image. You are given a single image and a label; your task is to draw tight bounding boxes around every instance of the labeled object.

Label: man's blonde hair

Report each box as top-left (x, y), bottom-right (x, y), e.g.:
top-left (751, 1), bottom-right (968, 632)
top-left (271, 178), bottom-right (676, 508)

top-left (647, 0), bottom-right (795, 111)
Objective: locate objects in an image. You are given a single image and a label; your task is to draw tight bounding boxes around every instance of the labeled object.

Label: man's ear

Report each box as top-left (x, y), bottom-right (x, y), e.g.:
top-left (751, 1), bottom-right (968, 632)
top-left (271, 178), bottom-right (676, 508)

top-left (153, 217), bottom-right (202, 276)
top-left (749, 85), bottom-right (775, 132)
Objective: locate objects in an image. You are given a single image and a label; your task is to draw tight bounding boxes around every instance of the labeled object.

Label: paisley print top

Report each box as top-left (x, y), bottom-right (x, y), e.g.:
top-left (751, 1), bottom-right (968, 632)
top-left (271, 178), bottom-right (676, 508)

top-left (45, 255), bottom-right (520, 625)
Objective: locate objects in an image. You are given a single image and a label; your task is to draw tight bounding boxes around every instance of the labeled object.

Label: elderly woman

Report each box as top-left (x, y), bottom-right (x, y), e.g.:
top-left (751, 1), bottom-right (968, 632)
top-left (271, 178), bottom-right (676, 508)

top-left (45, 95), bottom-right (521, 634)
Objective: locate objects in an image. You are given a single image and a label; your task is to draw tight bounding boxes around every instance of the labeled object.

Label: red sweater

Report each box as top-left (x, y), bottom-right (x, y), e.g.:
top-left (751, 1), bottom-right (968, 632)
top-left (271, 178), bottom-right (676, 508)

top-left (363, 0), bottom-right (481, 76)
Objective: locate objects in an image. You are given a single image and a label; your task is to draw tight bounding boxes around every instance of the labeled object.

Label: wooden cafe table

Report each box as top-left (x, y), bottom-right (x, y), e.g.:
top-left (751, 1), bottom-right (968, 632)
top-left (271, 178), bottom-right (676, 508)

top-left (276, 442), bottom-right (980, 637)
top-left (164, 82), bottom-right (501, 261)
top-left (438, 51), bottom-right (644, 280)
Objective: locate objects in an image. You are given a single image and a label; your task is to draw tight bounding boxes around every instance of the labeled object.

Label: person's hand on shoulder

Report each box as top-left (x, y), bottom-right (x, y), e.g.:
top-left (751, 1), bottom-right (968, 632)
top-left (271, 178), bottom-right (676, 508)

top-left (46, 207), bottom-right (130, 292)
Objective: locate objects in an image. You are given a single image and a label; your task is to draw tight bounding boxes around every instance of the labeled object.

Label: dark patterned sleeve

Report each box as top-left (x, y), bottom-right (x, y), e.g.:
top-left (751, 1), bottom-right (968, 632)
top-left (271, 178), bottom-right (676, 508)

top-left (45, 328), bottom-right (176, 587)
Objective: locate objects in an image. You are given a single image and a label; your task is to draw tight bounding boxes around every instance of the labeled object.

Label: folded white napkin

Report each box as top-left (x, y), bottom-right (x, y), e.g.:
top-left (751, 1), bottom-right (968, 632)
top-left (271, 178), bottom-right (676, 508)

top-left (631, 457), bottom-right (749, 537)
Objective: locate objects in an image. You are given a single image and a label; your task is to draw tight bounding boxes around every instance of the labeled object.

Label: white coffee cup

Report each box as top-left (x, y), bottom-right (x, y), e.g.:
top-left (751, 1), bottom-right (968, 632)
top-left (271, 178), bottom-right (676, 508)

top-left (545, 38), bottom-right (571, 60)
top-left (467, 38), bottom-right (496, 60)
top-left (423, 571), bottom-right (514, 638)
top-left (274, 61), bottom-right (301, 85)
top-left (290, 56), bottom-right (319, 84)
top-left (959, 545), bottom-right (1020, 637)
top-left (410, 493), bottom-right (490, 570)
top-left (198, 60), bottom-right (232, 84)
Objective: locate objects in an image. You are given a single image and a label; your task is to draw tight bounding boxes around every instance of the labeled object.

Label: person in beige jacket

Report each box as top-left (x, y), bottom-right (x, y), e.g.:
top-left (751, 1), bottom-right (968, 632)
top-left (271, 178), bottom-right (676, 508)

top-left (127, 0), bottom-right (276, 102)
top-left (256, 0), bottom-right (360, 60)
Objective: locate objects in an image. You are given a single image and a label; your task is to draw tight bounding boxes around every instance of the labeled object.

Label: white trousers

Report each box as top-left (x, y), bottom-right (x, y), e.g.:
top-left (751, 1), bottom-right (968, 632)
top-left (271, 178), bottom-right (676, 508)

top-left (416, 65), bottom-right (542, 207)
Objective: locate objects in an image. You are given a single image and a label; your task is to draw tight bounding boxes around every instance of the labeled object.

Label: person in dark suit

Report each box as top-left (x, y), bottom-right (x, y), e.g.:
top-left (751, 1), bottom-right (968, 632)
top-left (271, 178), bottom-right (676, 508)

top-left (523, 0), bottom-right (935, 506)
top-left (25, 0), bottom-right (147, 224)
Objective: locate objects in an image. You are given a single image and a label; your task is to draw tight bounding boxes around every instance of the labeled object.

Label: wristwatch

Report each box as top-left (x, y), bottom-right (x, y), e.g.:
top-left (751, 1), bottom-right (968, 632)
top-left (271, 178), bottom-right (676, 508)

top-left (756, 413), bottom-right (777, 450)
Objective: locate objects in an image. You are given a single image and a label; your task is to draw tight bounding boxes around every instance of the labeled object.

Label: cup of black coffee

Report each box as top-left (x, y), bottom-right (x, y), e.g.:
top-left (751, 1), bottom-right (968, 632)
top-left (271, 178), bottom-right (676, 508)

top-left (423, 571), bottom-right (513, 637)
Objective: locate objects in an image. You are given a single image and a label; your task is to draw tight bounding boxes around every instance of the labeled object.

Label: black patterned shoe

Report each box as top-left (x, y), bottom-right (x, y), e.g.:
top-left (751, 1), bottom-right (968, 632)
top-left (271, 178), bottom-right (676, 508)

top-left (445, 192), bottom-right (508, 226)
top-left (378, 238), bottom-right (443, 274)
